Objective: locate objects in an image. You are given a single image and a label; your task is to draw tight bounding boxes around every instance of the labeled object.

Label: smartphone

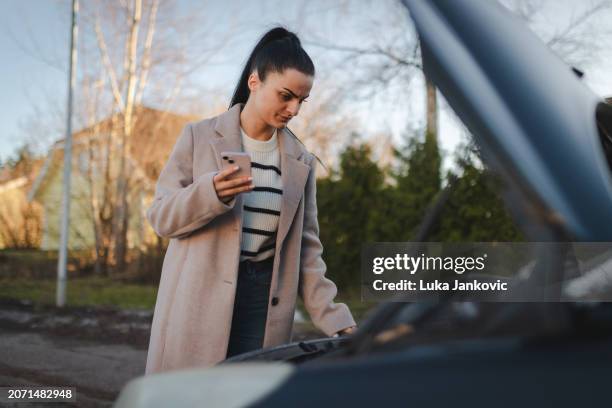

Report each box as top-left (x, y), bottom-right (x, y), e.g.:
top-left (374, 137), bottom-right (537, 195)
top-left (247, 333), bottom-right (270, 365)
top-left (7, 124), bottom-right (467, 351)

top-left (220, 151), bottom-right (252, 180)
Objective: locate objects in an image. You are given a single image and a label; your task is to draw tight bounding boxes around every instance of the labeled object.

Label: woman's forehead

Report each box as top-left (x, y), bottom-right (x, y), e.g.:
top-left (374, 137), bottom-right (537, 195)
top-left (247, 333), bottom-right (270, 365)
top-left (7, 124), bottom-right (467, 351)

top-left (267, 68), bottom-right (313, 92)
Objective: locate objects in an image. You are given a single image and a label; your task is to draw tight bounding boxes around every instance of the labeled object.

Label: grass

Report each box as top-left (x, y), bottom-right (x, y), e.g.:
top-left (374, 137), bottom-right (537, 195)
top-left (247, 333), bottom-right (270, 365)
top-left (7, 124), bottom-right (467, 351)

top-left (0, 249), bottom-right (92, 265)
top-left (0, 276), bottom-right (158, 310)
top-left (0, 275), bottom-right (376, 321)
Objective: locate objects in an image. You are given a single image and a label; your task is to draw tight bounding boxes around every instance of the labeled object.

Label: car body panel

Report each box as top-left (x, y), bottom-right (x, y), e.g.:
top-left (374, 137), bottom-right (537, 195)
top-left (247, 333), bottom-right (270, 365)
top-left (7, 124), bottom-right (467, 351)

top-left (251, 336), bottom-right (612, 407)
top-left (112, 363), bottom-right (294, 408)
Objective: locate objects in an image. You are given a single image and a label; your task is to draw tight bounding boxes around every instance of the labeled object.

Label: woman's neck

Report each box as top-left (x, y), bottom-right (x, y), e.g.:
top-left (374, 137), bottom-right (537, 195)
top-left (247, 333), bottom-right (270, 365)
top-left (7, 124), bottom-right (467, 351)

top-left (239, 102), bottom-right (276, 141)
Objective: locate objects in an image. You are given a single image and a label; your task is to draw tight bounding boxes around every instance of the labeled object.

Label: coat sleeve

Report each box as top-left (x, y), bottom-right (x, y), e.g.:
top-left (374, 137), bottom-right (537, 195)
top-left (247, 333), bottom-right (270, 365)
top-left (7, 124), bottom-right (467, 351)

top-left (146, 123), bottom-right (236, 239)
top-left (298, 155), bottom-right (357, 336)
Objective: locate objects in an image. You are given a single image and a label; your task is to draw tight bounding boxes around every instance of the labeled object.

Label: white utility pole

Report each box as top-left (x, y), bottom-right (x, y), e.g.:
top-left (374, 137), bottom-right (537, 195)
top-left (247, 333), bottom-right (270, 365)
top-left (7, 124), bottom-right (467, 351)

top-left (57, 0), bottom-right (79, 307)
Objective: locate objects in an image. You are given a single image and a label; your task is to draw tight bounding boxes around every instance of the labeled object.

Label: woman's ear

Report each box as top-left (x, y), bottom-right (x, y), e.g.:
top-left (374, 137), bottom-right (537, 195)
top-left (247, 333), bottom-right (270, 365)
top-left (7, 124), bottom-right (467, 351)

top-left (247, 71), bottom-right (261, 93)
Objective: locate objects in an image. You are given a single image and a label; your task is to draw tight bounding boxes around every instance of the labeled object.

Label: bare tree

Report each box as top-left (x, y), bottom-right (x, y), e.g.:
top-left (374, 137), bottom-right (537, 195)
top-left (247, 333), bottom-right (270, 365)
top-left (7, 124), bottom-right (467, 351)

top-left (288, 81), bottom-right (362, 173)
top-left (301, 0), bottom-right (611, 164)
top-left (87, 0), bottom-right (254, 273)
top-left (0, 200), bottom-right (42, 250)
top-left (0, 146), bottom-right (43, 249)
top-left (300, 0), bottom-right (430, 161)
top-left (9, 0), bottom-right (243, 274)
top-left (502, 0), bottom-right (612, 67)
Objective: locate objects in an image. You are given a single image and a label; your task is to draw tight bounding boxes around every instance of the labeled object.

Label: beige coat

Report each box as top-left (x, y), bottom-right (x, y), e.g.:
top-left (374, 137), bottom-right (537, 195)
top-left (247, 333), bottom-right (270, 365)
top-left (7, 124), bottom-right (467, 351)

top-left (144, 103), bottom-right (356, 375)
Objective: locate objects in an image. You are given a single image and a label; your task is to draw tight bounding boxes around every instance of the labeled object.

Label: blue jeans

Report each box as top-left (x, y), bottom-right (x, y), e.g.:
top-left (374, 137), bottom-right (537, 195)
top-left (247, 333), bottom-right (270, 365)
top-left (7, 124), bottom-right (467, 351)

top-left (226, 257), bottom-right (274, 358)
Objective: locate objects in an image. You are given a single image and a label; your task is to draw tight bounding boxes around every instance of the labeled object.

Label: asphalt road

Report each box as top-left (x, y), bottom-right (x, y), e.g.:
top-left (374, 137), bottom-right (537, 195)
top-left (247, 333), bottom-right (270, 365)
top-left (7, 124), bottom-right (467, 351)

top-left (0, 328), bottom-right (146, 407)
top-left (0, 300), bottom-right (318, 408)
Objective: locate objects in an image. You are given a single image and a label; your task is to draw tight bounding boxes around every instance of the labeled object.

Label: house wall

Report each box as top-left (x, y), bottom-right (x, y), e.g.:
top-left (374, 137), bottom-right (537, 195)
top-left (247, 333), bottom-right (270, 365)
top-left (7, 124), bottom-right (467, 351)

top-left (38, 158), bottom-right (95, 250)
top-left (38, 149), bottom-right (150, 251)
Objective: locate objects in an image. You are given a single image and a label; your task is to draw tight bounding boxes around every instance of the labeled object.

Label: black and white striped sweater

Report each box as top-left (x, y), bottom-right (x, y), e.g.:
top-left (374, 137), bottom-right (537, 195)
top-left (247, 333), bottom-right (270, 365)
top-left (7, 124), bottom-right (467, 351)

top-left (239, 127), bottom-right (282, 262)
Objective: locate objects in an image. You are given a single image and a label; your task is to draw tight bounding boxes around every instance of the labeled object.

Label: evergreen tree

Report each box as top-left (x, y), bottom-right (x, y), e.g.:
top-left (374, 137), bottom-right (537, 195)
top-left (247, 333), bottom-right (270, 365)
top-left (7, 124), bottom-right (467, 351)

top-left (434, 144), bottom-right (523, 242)
top-left (317, 143), bottom-right (385, 288)
top-left (379, 131), bottom-right (442, 240)
top-left (316, 137), bottom-right (523, 292)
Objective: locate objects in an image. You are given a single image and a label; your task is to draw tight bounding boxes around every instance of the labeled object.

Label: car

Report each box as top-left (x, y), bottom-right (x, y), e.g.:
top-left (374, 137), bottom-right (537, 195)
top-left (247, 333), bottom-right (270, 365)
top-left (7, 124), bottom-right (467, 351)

top-left (113, 0), bottom-right (612, 406)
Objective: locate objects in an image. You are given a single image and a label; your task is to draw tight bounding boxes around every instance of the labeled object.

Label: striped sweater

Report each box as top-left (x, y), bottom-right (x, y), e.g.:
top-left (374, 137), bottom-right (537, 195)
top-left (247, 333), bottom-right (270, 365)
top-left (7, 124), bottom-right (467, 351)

top-left (239, 126), bottom-right (283, 262)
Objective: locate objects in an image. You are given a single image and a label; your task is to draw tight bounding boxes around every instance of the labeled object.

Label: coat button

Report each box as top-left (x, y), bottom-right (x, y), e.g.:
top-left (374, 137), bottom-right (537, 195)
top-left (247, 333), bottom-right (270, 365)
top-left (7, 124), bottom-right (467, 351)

top-left (271, 297), bottom-right (279, 306)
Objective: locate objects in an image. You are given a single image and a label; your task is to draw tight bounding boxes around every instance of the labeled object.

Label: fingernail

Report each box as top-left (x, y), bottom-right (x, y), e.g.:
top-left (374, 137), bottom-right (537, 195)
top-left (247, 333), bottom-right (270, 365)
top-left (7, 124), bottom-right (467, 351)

top-left (248, 177), bottom-right (253, 181)
top-left (234, 166), bottom-right (239, 170)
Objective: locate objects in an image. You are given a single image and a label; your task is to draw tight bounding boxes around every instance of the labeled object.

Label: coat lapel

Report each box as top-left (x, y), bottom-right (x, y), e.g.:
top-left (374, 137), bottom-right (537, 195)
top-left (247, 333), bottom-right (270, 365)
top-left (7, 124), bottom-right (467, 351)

top-left (211, 104), bottom-right (245, 220)
top-left (210, 103), bottom-right (311, 264)
top-left (211, 104), bottom-right (244, 169)
top-left (276, 129), bottom-right (311, 251)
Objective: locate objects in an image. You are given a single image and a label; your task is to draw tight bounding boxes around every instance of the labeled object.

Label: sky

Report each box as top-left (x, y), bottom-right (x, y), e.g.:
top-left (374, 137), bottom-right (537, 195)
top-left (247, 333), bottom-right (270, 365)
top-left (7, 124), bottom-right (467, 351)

top-left (0, 1), bottom-right (69, 161)
top-left (1, 0), bottom-right (612, 170)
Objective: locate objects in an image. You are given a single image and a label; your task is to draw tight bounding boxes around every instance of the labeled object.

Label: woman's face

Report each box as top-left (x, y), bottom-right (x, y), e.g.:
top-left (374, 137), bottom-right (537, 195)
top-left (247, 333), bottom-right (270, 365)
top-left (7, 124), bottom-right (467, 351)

top-left (247, 68), bottom-right (314, 128)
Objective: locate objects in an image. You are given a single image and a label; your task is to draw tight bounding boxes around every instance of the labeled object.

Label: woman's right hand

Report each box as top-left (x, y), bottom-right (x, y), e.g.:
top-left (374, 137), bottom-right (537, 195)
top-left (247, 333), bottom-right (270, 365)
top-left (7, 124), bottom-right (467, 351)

top-left (213, 166), bottom-right (254, 204)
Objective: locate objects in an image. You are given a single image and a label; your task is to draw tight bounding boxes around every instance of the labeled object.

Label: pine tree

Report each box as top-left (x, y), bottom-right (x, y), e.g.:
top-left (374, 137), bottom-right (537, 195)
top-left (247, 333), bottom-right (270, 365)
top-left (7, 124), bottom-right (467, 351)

top-left (434, 144), bottom-right (523, 242)
top-left (317, 143), bottom-right (385, 288)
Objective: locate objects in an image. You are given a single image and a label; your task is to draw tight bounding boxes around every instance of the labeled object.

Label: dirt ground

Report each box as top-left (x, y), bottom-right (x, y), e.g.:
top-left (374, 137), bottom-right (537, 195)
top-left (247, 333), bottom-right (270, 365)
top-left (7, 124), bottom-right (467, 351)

top-left (0, 299), bottom-right (320, 408)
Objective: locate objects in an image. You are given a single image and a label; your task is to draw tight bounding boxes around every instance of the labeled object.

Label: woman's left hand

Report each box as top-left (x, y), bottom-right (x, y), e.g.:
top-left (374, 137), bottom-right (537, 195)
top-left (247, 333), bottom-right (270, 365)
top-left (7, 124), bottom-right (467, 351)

top-left (333, 325), bottom-right (357, 337)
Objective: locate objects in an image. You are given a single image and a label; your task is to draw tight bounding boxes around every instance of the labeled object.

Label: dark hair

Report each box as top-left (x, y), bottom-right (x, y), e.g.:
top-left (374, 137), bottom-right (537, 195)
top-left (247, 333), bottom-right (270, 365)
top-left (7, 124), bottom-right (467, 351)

top-left (230, 26), bottom-right (327, 172)
top-left (229, 26), bottom-right (315, 108)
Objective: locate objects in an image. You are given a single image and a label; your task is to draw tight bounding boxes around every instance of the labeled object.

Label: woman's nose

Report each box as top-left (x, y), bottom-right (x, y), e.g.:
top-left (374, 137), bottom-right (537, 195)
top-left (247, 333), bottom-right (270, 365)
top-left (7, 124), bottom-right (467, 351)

top-left (287, 100), bottom-right (300, 116)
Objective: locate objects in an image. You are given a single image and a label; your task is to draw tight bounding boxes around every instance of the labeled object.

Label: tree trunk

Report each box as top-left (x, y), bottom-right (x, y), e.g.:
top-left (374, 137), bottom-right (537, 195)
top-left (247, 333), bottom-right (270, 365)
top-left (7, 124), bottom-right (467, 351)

top-left (113, 0), bottom-right (142, 273)
top-left (425, 77), bottom-right (437, 143)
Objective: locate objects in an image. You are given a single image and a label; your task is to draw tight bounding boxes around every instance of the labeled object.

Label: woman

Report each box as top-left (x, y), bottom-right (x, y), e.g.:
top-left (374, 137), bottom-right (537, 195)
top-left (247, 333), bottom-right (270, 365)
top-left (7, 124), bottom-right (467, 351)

top-left (144, 26), bottom-right (356, 375)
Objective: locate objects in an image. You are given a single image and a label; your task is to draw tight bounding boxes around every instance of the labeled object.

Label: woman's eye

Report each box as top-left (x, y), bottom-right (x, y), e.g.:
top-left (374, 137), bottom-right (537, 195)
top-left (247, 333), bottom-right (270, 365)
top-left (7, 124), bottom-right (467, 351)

top-left (280, 93), bottom-right (308, 103)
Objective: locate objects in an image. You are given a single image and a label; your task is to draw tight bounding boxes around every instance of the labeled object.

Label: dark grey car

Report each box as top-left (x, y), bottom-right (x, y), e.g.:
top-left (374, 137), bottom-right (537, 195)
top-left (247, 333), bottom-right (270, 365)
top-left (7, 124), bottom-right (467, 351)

top-left (113, 1), bottom-right (612, 406)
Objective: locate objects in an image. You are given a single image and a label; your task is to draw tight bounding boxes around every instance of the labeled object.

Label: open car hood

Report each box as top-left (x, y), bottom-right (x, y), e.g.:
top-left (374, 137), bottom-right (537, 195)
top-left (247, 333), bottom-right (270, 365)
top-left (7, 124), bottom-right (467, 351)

top-left (402, 0), bottom-right (612, 240)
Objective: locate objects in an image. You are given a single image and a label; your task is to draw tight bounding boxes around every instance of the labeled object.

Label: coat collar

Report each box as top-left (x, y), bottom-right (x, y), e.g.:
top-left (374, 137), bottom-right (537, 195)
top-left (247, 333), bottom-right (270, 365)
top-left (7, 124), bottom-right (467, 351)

top-left (213, 103), bottom-right (305, 160)
top-left (210, 103), bottom-right (311, 275)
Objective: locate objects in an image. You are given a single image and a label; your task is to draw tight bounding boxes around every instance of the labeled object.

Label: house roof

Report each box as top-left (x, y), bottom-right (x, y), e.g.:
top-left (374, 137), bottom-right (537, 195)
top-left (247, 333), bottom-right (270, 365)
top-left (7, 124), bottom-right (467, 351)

top-left (54, 105), bottom-right (201, 181)
top-left (27, 105), bottom-right (202, 200)
top-left (0, 156), bottom-right (46, 194)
